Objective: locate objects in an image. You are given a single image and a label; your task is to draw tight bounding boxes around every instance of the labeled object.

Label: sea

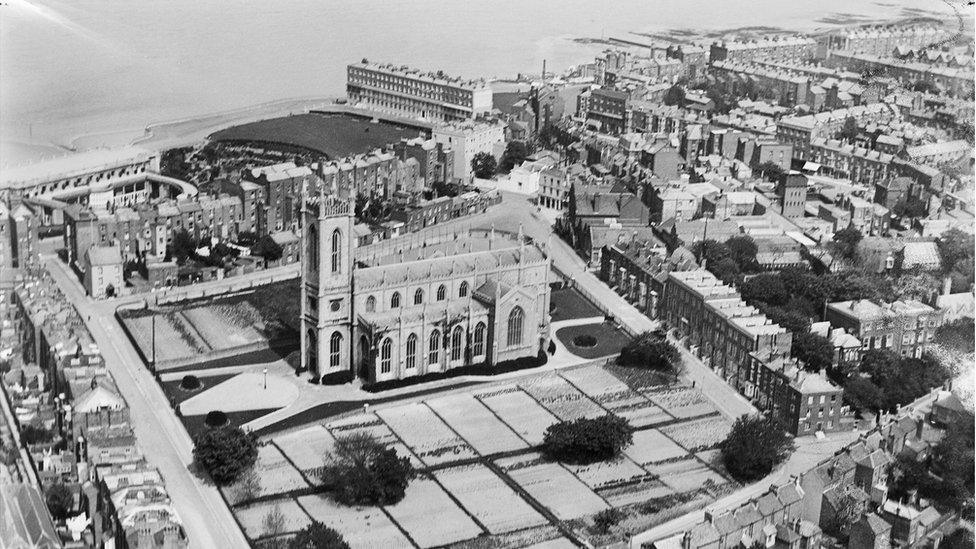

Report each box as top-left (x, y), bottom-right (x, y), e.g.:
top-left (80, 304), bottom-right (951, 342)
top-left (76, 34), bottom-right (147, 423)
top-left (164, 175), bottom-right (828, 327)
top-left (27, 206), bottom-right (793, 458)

top-left (0, 0), bottom-right (965, 165)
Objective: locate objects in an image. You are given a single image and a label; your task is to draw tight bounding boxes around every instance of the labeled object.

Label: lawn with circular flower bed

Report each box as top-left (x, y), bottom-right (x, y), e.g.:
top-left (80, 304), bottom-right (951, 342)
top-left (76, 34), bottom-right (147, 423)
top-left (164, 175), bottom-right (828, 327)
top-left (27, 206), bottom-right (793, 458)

top-left (555, 323), bottom-right (632, 359)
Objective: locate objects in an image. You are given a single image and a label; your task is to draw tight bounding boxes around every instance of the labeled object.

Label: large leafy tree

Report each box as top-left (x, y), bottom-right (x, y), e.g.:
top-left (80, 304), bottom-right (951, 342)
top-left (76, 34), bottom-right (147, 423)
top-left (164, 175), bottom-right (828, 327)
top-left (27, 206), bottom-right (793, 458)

top-left (832, 225), bottom-right (863, 260)
top-left (498, 140), bottom-right (529, 173)
top-left (470, 151), bottom-right (497, 179)
top-left (45, 483), bottom-right (74, 521)
top-left (289, 522), bottom-right (351, 549)
top-left (542, 415), bottom-right (633, 464)
top-left (618, 331), bottom-right (682, 373)
top-left (739, 274), bottom-right (789, 307)
top-left (192, 426), bottom-right (258, 485)
top-left (937, 228), bottom-right (975, 275)
top-left (839, 116), bottom-right (859, 141)
top-left (252, 234), bottom-right (283, 261)
top-left (720, 415), bottom-right (794, 481)
top-left (168, 229), bottom-right (199, 264)
top-left (321, 433), bottom-right (415, 506)
top-left (663, 84), bottom-right (686, 107)
top-left (792, 331), bottom-right (834, 372)
top-left (725, 235), bottom-right (759, 273)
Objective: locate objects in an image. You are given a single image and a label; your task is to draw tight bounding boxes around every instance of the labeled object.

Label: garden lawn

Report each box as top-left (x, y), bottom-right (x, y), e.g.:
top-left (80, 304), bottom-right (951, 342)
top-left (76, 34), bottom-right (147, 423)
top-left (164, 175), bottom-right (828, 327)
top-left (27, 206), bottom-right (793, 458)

top-left (498, 454), bottom-right (609, 520)
top-left (554, 322), bottom-right (632, 360)
top-left (549, 288), bottom-right (602, 322)
top-left (160, 373), bottom-right (235, 406)
top-left (326, 413), bottom-right (423, 468)
top-left (179, 372), bottom-right (299, 415)
top-left (518, 373), bottom-right (605, 421)
top-left (272, 426), bottom-right (336, 482)
top-left (252, 444), bottom-right (310, 496)
top-left (623, 429), bottom-right (688, 465)
top-left (375, 403), bottom-right (477, 466)
top-left (605, 363), bottom-right (672, 392)
top-left (434, 464), bottom-right (547, 534)
top-left (384, 477), bottom-right (484, 548)
top-left (659, 416), bottom-right (732, 452)
top-left (235, 498), bottom-right (311, 539)
top-left (476, 387), bottom-right (559, 446)
top-left (297, 494), bottom-right (411, 548)
top-left (424, 394), bottom-right (527, 455)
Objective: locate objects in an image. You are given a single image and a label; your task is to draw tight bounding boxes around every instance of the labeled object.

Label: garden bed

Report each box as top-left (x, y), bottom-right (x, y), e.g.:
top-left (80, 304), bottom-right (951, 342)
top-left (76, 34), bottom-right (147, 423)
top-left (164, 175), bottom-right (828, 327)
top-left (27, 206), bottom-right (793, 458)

top-left (434, 464), bottom-right (547, 534)
top-left (424, 393), bottom-right (528, 456)
top-left (476, 387), bottom-right (560, 446)
top-left (518, 373), bottom-right (606, 421)
top-left (659, 416), bottom-right (731, 452)
top-left (383, 477), bottom-right (484, 548)
top-left (500, 458), bottom-right (609, 521)
top-left (296, 494), bottom-right (411, 548)
top-left (271, 426), bottom-right (336, 482)
top-left (235, 498), bottom-right (311, 540)
top-left (375, 403), bottom-right (477, 466)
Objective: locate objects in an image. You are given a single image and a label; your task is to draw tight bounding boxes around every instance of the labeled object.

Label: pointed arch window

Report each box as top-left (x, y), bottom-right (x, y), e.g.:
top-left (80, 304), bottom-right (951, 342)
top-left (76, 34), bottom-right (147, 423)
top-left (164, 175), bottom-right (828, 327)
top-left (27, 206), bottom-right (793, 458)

top-left (436, 285), bottom-right (446, 301)
top-left (380, 338), bottom-right (392, 373)
top-left (329, 332), bottom-right (343, 368)
top-left (414, 288), bottom-right (424, 305)
top-left (459, 281), bottom-right (469, 298)
top-left (473, 323), bottom-right (486, 357)
top-left (428, 330), bottom-right (440, 365)
top-left (391, 292), bottom-right (401, 309)
top-left (507, 307), bottom-right (524, 347)
top-left (331, 229), bottom-right (341, 273)
top-left (405, 334), bottom-right (417, 369)
top-left (451, 325), bottom-right (464, 362)
top-left (307, 226), bottom-right (318, 273)
top-left (365, 295), bottom-right (376, 312)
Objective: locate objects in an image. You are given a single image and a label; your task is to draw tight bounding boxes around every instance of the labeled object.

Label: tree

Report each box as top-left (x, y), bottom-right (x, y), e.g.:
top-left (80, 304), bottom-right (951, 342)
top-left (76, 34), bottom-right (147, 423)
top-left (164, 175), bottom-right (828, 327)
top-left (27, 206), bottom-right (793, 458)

top-left (542, 415), bottom-right (633, 464)
top-left (762, 305), bottom-right (812, 334)
top-left (858, 350), bottom-right (952, 413)
top-left (725, 235), bottom-right (759, 273)
top-left (709, 257), bottom-right (740, 283)
top-left (618, 331), bottom-right (682, 373)
top-left (236, 231), bottom-right (259, 246)
top-left (192, 426), bottom-right (258, 485)
top-left (891, 272), bottom-right (939, 302)
top-left (937, 228), bottom-right (974, 275)
top-left (20, 424), bottom-right (54, 445)
top-left (720, 415), bottom-right (794, 481)
top-left (929, 412), bottom-right (974, 515)
top-left (664, 85), bottom-right (686, 107)
top-left (821, 490), bottom-right (866, 542)
top-left (792, 331), bottom-right (834, 372)
top-left (321, 433), bottom-right (416, 506)
top-left (169, 229), bottom-right (198, 263)
top-left (941, 528), bottom-right (975, 549)
top-left (252, 235), bottom-right (283, 262)
top-left (263, 504), bottom-right (286, 537)
top-left (843, 376), bottom-right (884, 413)
top-left (753, 161), bottom-right (786, 183)
top-left (470, 152), bottom-right (497, 179)
top-left (45, 483), bottom-right (73, 521)
top-left (231, 467), bottom-right (262, 504)
top-left (289, 522), bottom-right (351, 549)
top-left (498, 140), bottom-right (529, 173)
top-left (839, 116), bottom-right (859, 141)
top-left (832, 225), bottom-right (862, 260)
top-left (934, 318), bottom-right (976, 354)
top-left (740, 274), bottom-right (789, 307)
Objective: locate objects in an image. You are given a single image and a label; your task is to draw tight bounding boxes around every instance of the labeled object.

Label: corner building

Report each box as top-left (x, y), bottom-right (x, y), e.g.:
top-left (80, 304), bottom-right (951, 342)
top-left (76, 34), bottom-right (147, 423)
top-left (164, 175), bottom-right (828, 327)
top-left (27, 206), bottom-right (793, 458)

top-left (301, 191), bottom-right (551, 384)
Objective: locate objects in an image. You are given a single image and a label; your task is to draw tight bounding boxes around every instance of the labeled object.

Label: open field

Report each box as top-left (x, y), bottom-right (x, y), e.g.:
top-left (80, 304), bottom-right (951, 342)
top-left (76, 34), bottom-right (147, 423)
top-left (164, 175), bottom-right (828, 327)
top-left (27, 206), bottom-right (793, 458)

top-left (229, 363), bottom-right (738, 546)
top-left (209, 113), bottom-right (426, 158)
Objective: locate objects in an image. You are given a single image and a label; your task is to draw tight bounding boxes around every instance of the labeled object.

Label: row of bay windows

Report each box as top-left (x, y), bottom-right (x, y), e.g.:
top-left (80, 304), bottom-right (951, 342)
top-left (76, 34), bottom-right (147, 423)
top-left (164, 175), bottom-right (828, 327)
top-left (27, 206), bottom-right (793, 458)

top-left (376, 307), bottom-right (526, 374)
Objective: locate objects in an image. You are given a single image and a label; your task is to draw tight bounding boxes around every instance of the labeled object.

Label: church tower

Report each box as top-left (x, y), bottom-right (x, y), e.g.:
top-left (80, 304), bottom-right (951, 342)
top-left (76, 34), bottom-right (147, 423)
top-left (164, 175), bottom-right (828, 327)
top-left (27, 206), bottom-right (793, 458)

top-left (300, 185), bottom-right (355, 381)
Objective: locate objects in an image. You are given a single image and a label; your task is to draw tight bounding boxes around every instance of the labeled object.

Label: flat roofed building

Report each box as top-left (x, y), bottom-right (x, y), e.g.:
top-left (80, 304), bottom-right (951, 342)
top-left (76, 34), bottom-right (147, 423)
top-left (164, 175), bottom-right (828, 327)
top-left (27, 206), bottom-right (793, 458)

top-left (347, 61), bottom-right (492, 122)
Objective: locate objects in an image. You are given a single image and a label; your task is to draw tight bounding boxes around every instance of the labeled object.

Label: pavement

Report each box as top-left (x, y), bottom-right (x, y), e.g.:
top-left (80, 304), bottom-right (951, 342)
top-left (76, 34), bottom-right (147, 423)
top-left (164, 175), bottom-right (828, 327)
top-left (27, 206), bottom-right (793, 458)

top-left (44, 256), bottom-right (250, 549)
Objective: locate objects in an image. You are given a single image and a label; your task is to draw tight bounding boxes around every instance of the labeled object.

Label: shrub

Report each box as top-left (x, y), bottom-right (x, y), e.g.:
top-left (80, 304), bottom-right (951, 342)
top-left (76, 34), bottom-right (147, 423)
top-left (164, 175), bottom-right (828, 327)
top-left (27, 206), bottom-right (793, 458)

top-left (20, 424), bottom-right (54, 445)
top-left (205, 410), bottom-right (229, 428)
top-left (192, 426), bottom-right (258, 485)
top-left (45, 482), bottom-right (73, 521)
top-left (180, 375), bottom-right (202, 391)
top-left (542, 414), bottom-right (633, 464)
top-left (572, 334), bottom-right (598, 348)
top-left (592, 508), bottom-right (625, 534)
top-left (289, 522), bottom-right (351, 549)
top-left (321, 433), bottom-right (416, 506)
top-left (262, 504), bottom-right (286, 537)
top-left (720, 415), bottom-right (794, 482)
top-left (547, 340), bottom-right (556, 355)
top-left (618, 330), bottom-right (681, 373)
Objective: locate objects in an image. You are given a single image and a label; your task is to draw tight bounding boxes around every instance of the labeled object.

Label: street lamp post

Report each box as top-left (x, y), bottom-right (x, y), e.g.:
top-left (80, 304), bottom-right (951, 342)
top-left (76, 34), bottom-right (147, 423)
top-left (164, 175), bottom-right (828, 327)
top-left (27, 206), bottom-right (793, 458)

top-left (263, 368), bottom-right (268, 389)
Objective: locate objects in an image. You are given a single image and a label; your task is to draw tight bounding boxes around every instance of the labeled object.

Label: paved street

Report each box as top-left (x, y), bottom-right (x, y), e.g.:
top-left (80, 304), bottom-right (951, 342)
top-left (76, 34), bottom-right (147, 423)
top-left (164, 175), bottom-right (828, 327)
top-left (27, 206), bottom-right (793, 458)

top-left (44, 256), bottom-right (249, 549)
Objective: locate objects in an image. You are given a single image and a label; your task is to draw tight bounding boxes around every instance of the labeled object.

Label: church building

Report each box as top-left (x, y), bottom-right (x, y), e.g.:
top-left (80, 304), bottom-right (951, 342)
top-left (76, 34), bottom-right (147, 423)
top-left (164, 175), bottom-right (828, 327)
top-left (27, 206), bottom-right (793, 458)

top-left (301, 189), bottom-right (552, 384)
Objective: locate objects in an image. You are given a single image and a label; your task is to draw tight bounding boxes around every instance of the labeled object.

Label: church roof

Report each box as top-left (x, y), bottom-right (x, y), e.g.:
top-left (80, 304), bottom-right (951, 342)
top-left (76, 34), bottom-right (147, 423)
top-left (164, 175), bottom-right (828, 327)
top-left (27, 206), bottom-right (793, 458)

top-left (355, 246), bottom-right (544, 291)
